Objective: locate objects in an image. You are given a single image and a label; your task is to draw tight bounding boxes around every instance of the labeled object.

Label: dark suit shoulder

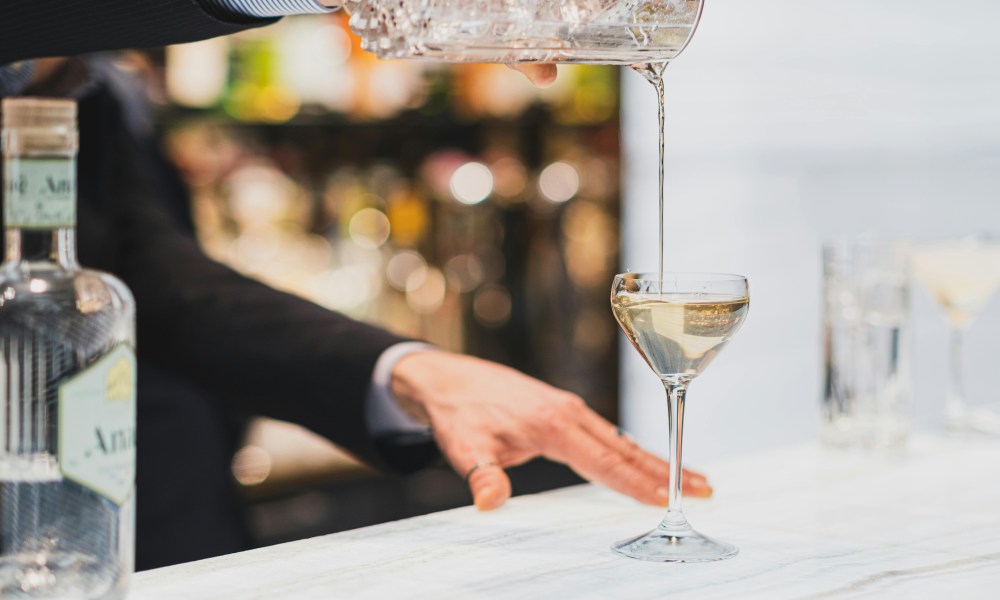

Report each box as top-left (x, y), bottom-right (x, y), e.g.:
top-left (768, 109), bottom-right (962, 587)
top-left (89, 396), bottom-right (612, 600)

top-left (0, 0), bottom-right (276, 65)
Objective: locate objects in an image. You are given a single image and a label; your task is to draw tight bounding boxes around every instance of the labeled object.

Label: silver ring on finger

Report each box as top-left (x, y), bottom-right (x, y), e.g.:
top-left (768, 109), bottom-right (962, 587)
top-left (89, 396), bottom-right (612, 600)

top-left (463, 461), bottom-right (499, 483)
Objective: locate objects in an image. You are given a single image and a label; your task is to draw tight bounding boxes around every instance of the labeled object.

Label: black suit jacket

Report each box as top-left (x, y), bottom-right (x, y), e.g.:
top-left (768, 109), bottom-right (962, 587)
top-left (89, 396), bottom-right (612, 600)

top-left (1, 7), bottom-right (443, 564)
top-left (75, 71), bottom-right (436, 569)
top-left (1, 0), bottom-right (274, 66)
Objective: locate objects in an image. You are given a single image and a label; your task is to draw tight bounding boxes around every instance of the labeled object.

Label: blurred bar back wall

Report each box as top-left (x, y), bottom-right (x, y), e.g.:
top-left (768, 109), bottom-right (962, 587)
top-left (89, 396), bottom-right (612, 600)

top-left (125, 13), bottom-right (622, 546)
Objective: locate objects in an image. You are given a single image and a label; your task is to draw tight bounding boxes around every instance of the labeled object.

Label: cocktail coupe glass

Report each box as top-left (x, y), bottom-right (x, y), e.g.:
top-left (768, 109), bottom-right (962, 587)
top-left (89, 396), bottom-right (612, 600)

top-left (912, 234), bottom-right (1000, 433)
top-left (610, 272), bottom-right (749, 562)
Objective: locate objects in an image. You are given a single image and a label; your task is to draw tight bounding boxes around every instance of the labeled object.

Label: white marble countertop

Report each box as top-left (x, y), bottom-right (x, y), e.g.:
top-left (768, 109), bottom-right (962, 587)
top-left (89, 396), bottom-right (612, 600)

top-left (131, 435), bottom-right (1000, 599)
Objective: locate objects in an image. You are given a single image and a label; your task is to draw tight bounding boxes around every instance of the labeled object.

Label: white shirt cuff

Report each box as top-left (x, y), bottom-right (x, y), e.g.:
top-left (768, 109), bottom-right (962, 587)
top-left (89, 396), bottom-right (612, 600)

top-left (209, 0), bottom-right (340, 19)
top-left (365, 342), bottom-right (435, 436)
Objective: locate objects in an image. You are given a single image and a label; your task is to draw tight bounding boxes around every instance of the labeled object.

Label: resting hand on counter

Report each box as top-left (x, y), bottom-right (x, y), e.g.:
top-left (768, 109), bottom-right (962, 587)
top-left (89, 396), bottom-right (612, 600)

top-left (389, 350), bottom-right (713, 511)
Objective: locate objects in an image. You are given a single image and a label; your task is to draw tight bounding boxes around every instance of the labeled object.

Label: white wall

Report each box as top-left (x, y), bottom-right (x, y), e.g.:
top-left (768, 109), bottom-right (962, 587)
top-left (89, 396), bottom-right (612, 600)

top-left (620, 0), bottom-right (1000, 465)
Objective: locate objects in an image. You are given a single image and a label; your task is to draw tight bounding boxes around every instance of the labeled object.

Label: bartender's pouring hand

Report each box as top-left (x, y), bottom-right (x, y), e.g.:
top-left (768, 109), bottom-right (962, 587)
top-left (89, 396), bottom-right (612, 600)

top-left (509, 64), bottom-right (558, 87)
top-left (390, 351), bottom-right (713, 511)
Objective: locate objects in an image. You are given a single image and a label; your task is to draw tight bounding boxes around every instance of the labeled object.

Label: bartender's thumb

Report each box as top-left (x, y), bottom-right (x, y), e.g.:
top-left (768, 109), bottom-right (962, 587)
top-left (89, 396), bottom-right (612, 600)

top-left (507, 64), bottom-right (558, 87)
top-left (467, 461), bottom-right (511, 511)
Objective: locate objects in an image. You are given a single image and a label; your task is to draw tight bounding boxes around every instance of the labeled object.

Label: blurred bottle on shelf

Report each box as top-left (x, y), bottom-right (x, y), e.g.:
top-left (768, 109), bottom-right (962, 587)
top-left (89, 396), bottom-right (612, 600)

top-left (224, 29), bottom-right (300, 122)
top-left (163, 14), bottom-right (613, 125)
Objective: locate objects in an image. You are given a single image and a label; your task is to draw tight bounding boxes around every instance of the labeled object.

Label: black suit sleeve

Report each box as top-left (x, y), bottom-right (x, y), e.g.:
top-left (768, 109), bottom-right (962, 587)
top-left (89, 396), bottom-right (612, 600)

top-left (73, 84), bottom-right (432, 473)
top-left (117, 176), bottom-right (412, 471)
top-left (0, 0), bottom-right (275, 65)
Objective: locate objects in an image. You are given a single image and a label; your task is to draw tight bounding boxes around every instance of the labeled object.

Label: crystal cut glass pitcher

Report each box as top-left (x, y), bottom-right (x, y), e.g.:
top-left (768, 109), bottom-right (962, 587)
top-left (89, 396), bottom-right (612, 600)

top-left (343, 0), bottom-right (704, 64)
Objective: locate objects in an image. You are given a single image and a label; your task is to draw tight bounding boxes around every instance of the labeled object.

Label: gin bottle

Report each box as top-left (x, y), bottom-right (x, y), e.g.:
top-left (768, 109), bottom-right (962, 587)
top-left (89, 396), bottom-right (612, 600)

top-left (0, 98), bottom-right (135, 598)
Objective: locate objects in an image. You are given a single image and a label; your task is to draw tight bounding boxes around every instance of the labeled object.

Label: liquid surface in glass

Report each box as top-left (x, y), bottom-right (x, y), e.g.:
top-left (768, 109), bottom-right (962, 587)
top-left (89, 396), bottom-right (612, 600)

top-left (612, 293), bottom-right (749, 379)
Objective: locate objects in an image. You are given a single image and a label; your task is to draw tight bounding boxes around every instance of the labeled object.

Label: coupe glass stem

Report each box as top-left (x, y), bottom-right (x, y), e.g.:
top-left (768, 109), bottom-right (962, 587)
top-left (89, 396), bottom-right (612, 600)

top-left (661, 380), bottom-right (689, 531)
top-left (946, 327), bottom-right (966, 426)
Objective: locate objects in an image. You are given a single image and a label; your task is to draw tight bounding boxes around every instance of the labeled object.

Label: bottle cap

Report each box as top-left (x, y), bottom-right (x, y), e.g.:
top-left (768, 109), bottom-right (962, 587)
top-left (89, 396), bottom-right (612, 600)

top-left (2, 97), bottom-right (77, 129)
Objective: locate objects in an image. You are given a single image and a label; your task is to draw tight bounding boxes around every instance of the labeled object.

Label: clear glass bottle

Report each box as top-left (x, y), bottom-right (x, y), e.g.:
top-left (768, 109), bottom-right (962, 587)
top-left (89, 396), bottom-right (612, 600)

top-left (0, 98), bottom-right (135, 599)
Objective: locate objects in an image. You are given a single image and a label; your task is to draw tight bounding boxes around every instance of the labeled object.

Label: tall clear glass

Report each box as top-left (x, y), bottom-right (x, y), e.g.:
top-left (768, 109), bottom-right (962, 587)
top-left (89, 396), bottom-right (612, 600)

top-left (610, 272), bottom-right (749, 562)
top-left (822, 239), bottom-right (910, 450)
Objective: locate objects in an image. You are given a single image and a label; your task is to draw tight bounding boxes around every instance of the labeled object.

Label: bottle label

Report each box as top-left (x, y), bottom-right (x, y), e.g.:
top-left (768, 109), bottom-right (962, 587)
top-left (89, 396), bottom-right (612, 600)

top-left (3, 158), bottom-right (76, 229)
top-left (58, 345), bottom-right (136, 505)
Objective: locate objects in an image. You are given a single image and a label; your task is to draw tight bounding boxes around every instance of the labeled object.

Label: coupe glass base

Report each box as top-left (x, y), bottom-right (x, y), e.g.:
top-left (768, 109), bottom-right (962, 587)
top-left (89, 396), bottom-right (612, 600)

top-left (611, 526), bottom-right (738, 563)
top-left (947, 401), bottom-right (1000, 436)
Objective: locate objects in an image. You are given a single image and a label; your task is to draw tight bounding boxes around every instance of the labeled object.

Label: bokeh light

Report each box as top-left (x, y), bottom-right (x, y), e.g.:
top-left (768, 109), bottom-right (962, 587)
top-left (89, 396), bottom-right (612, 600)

top-left (166, 38), bottom-right (229, 108)
top-left (538, 161), bottom-right (580, 203)
top-left (420, 150), bottom-right (468, 198)
top-left (228, 165), bottom-right (297, 228)
top-left (387, 191), bottom-right (428, 246)
top-left (348, 208), bottom-right (391, 248)
top-left (406, 268), bottom-right (447, 314)
top-left (386, 250), bottom-right (428, 292)
top-left (444, 254), bottom-right (485, 292)
top-left (473, 284), bottom-right (512, 327)
top-left (491, 157), bottom-right (528, 200)
top-left (28, 279), bottom-right (48, 294)
top-left (450, 162), bottom-right (494, 205)
top-left (321, 23), bottom-right (352, 67)
top-left (562, 201), bottom-right (616, 289)
top-left (311, 265), bottom-right (376, 311)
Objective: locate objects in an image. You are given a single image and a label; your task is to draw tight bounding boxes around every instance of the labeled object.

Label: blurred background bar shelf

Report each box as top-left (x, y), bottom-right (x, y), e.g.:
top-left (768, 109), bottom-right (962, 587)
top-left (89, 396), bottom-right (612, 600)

top-left (123, 12), bottom-right (624, 547)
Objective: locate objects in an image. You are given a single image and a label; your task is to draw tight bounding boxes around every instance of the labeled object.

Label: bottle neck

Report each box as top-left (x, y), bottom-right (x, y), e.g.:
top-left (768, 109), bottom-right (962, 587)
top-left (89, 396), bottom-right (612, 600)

top-left (2, 125), bottom-right (79, 270)
top-left (4, 226), bottom-right (78, 268)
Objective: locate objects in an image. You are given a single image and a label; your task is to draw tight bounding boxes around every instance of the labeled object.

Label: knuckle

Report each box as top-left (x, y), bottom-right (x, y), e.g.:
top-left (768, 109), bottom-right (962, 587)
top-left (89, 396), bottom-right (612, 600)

top-left (557, 392), bottom-right (586, 411)
top-left (616, 441), bottom-right (639, 464)
top-left (534, 401), bottom-right (560, 426)
top-left (531, 392), bottom-right (585, 447)
top-left (532, 414), bottom-right (571, 450)
top-left (545, 413), bottom-right (573, 437)
top-left (594, 449), bottom-right (623, 472)
top-left (620, 434), bottom-right (640, 451)
top-left (543, 392), bottom-right (584, 421)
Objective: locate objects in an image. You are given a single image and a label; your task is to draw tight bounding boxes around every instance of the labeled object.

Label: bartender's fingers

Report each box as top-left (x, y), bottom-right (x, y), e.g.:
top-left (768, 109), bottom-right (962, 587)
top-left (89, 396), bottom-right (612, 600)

top-left (442, 436), bottom-right (513, 511)
top-left (574, 407), bottom-right (713, 498)
top-left (507, 63), bottom-right (558, 87)
top-left (541, 421), bottom-right (669, 507)
top-left (468, 463), bottom-right (511, 511)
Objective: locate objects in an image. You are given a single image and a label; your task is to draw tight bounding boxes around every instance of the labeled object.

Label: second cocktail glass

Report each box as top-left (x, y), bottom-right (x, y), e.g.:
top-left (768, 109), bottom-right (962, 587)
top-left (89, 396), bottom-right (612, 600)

top-left (610, 272), bottom-right (749, 562)
top-left (912, 235), bottom-right (1000, 433)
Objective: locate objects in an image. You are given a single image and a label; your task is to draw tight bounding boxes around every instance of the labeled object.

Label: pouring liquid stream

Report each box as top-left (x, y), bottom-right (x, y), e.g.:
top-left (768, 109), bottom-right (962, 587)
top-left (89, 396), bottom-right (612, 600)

top-left (633, 62), bottom-right (669, 291)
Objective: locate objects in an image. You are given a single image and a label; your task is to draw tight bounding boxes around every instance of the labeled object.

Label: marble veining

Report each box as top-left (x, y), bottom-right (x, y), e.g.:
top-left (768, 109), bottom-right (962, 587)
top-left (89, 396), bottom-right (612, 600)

top-left (131, 435), bottom-right (1000, 599)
